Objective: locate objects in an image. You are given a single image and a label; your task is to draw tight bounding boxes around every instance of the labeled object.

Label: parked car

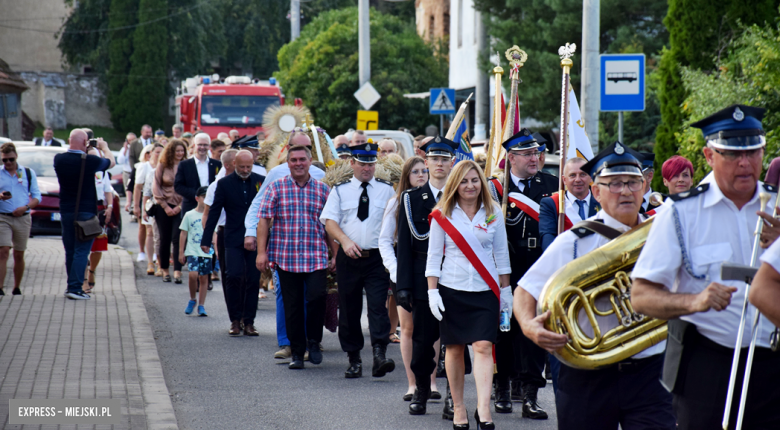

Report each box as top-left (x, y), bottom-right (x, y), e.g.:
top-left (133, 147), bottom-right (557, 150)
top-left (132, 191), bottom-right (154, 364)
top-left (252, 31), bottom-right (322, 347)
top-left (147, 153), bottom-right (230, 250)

top-left (347, 130), bottom-right (415, 160)
top-left (16, 147), bottom-right (122, 242)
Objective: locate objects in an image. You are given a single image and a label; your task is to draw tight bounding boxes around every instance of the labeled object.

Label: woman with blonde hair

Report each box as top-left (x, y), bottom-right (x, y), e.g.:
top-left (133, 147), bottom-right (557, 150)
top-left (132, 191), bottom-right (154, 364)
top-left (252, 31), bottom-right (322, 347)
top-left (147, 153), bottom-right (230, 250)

top-left (378, 156), bottom-right (441, 400)
top-left (426, 160), bottom-right (511, 429)
top-left (152, 139), bottom-right (187, 283)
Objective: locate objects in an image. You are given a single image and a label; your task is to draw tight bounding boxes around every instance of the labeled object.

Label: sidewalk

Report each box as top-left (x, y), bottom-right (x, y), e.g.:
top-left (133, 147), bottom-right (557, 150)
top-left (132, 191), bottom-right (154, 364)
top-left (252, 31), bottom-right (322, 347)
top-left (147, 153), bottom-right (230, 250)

top-left (0, 237), bottom-right (177, 429)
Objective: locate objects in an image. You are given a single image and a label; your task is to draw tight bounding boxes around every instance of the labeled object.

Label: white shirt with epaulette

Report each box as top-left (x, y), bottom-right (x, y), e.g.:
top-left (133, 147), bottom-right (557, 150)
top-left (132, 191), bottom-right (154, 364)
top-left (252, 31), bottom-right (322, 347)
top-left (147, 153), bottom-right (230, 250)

top-left (519, 210), bottom-right (665, 359)
top-left (319, 176), bottom-right (395, 250)
top-left (633, 179), bottom-right (777, 349)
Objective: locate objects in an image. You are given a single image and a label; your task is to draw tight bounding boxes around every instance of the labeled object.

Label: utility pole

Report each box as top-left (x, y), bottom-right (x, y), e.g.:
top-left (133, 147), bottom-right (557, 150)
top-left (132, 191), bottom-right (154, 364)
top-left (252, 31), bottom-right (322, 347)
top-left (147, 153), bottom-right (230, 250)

top-left (290, 0), bottom-right (300, 41)
top-left (358, 0), bottom-right (370, 86)
top-left (474, 11), bottom-right (489, 141)
top-left (581, 0), bottom-right (599, 153)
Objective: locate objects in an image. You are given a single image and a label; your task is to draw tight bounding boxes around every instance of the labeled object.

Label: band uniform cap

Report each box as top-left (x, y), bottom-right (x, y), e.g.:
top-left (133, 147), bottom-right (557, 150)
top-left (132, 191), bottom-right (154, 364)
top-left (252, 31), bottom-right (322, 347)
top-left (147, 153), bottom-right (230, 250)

top-left (532, 132), bottom-right (548, 147)
top-left (640, 152), bottom-right (655, 171)
top-left (336, 143), bottom-right (352, 154)
top-left (351, 143), bottom-right (379, 163)
top-left (232, 134), bottom-right (261, 149)
top-left (502, 128), bottom-right (540, 152)
top-left (420, 135), bottom-right (457, 158)
top-left (689, 104), bottom-right (767, 150)
top-left (580, 141), bottom-right (643, 179)
top-left (155, 129), bottom-right (165, 136)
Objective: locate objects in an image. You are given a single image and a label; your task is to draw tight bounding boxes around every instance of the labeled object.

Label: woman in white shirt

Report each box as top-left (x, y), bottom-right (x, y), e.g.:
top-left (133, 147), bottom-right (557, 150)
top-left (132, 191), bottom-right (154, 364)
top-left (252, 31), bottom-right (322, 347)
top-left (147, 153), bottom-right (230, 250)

top-left (425, 160), bottom-right (511, 430)
top-left (379, 156), bottom-right (441, 400)
top-left (139, 144), bottom-right (163, 275)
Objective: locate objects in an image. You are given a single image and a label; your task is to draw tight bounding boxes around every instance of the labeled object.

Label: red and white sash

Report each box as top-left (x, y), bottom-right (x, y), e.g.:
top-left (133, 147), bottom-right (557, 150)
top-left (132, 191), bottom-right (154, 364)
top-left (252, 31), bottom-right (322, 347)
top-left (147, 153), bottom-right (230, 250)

top-left (429, 209), bottom-right (500, 299)
top-left (489, 178), bottom-right (503, 199)
top-left (547, 192), bottom-right (574, 230)
top-left (507, 192), bottom-right (541, 222)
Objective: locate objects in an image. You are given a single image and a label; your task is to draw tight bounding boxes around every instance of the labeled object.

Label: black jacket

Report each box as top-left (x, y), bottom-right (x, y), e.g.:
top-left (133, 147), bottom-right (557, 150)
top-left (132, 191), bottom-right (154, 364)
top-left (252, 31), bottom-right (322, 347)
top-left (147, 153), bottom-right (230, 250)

top-left (174, 157), bottom-right (221, 214)
top-left (34, 137), bottom-right (63, 146)
top-left (396, 182), bottom-right (438, 300)
top-left (201, 172), bottom-right (263, 249)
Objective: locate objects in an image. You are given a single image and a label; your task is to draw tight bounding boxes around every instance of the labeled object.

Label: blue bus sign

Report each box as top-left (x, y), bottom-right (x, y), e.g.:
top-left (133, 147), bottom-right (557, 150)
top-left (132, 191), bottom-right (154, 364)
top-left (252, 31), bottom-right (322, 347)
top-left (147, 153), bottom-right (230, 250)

top-left (599, 54), bottom-right (646, 112)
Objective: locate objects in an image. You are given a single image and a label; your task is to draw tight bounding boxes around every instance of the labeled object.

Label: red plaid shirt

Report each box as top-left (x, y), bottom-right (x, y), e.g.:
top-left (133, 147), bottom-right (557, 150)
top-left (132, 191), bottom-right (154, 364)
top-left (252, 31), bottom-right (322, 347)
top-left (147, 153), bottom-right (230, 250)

top-left (258, 175), bottom-right (330, 273)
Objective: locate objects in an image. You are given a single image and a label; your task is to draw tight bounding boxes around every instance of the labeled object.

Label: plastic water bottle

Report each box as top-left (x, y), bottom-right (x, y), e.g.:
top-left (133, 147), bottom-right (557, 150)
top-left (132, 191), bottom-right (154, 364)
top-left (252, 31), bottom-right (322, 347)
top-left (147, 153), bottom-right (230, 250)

top-left (500, 307), bottom-right (511, 332)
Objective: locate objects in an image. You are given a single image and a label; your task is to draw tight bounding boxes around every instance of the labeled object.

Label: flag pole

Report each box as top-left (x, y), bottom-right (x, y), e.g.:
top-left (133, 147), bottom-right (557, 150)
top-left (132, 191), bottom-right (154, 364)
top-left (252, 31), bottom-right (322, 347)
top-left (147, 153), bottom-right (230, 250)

top-left (500, 47), bottom-right (528, 214)
top-left (485, 58), bottom-right (504, 178)
top-left (557, 43), bottom-right (576, 235)
top-left (445, 93), bottom-right (473, 140)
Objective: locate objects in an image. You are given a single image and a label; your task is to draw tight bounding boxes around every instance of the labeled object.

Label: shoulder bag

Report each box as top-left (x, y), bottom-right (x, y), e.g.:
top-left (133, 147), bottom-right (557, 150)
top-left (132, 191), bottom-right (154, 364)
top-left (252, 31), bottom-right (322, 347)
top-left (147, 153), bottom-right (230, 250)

top-left (73, 153), bottom-right (103, 241)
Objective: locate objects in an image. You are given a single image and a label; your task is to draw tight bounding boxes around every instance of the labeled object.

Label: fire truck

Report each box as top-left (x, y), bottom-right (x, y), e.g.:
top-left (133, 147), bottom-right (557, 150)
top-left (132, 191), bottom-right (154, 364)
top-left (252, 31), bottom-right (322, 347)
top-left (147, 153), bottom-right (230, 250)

top-left (175, 75), bottom-right (285, 138)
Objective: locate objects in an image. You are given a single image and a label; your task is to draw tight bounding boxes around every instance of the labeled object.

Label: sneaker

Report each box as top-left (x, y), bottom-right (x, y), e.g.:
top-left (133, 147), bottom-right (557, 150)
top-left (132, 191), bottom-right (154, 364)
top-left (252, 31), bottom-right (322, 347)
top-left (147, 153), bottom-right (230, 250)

top-left (307, 340), bottom-right (323, 365)
top-left (274, 346), bottom-right (292, 360)
top-left (137, 252), bottom-right (147, 262)
top-left (185, 300), bottom-right (196, 314)
top-left (198, 305), bottom-right (207, 317)
top-left (65, 291), bottom-right (91, 300)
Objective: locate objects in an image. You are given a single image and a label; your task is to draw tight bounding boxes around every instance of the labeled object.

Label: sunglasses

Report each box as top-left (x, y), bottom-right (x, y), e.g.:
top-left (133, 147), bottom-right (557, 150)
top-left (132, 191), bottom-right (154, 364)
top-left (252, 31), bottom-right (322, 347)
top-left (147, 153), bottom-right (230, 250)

top-left (2, 158), bottom-right (16, 163)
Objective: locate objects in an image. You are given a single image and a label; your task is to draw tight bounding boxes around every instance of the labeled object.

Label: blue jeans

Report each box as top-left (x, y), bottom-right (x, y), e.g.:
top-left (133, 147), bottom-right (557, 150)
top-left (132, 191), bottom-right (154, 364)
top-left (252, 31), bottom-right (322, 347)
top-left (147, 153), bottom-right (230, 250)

top-left (61, 212), bottom-right (97, 293)
top-left (274, 269), bottom-right (308, 347)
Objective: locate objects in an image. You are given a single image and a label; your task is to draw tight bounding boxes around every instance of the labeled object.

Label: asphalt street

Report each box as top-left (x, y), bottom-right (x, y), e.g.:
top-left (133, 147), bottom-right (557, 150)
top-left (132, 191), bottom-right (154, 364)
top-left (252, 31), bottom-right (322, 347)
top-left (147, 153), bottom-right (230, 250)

top-left (118, 200), bottom-right (558, 430)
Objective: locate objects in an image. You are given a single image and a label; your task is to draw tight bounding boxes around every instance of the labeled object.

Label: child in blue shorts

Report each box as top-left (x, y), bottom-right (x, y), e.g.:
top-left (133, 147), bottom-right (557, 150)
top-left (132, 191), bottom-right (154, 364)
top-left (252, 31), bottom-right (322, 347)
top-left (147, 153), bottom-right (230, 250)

top-left (179, 186), bottom-right (213, 316)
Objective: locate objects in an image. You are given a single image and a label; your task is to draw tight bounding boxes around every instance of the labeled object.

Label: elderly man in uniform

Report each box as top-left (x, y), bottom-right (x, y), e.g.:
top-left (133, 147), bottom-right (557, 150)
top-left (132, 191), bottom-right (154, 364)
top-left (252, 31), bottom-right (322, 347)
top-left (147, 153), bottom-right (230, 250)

top-left (632, 105), bottom-right (780, 430)
top-left (487, 128), bottom-right (557, 418)
top-left (516, 141), bottom-right (675, 430)
top-left (320, 143), bottom-right (396, 379)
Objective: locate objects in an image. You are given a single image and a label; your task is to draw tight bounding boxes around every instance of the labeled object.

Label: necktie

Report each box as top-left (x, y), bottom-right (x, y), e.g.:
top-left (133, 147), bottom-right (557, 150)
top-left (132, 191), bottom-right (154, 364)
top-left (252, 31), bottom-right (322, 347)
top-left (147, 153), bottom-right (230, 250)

top-left (357, 182), bottom-right (369, 221)
top-left (575, 199), bottom-right (587, 221)
top-left (521, 178), bottom-right (532, 196)
top-left (436, 191), bottom-right (442, 202)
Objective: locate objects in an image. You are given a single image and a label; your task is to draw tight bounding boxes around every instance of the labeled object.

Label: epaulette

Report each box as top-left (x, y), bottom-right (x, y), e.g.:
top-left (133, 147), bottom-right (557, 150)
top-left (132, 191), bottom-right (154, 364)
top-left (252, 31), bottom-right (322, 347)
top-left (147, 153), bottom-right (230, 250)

top-left (376, 178), bottom-right (393, 186)
top-left (669, 183), bottom-right (709, 202)
top-left (571, 219), bottom-right (604, 238)
top-left (334, 180), bottom-right (351, 187)
top-left (762, 183), bottom-right (777, 193)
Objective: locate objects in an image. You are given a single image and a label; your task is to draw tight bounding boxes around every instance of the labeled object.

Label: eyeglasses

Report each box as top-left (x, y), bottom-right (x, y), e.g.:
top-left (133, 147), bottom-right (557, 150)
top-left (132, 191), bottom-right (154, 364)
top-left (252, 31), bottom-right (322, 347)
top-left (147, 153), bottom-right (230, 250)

top-left (712, 148), bottom-right (762, 161)
top-left (2, 158), bottom-right (15, 163)
top-left (513, 152), bottom-right (539, 159)
top-left (411, 169), bottom-right (429, 175)
top-left (596, 179), bottom-right (644, 194)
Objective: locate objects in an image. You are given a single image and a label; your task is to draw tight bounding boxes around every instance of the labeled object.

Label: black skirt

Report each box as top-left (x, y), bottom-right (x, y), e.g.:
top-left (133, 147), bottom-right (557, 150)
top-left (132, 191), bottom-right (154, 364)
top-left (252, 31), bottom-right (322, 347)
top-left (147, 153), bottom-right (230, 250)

top-left (439, 284), bottom-right (498, 345)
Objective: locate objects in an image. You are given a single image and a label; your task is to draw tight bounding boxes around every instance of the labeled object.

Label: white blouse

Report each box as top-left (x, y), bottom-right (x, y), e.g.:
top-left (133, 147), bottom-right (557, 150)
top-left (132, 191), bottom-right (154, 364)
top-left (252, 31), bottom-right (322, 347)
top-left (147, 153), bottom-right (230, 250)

top-left (379, 196), bottom-right (399, 283)
top-left (425, 202), bottom-right (511, 292)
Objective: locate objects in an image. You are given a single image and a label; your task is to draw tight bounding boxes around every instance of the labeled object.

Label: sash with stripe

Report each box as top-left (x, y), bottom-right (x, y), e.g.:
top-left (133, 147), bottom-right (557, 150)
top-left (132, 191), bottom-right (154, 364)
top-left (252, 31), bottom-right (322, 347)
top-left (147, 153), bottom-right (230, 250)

top-left (547, 192), bottom-right (574, 230)
top-left (507, 192), bottom-right (541, 222)
top-left (428, 209), bottom-right (500, 300)
top-left (489, 178), bottom-right (503, 199)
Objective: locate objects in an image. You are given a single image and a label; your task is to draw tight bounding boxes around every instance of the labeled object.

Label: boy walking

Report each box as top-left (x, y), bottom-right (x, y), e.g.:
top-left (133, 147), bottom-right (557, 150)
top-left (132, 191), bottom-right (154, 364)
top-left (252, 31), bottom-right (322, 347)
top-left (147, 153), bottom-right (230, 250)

top-left (179, 186), bottom-right (212, 316)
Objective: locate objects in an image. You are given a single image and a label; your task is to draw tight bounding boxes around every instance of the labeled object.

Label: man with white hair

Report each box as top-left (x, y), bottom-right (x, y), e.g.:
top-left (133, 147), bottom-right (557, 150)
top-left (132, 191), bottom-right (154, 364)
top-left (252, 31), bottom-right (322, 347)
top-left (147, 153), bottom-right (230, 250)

top-left (175, 132), bottom-right (222, 215)
top-left (172, 124), bottom-right (183, 139)
top-left (229, 129), bottom-right (239, 142)
top-left (378, 139), bottom-right (397, 157)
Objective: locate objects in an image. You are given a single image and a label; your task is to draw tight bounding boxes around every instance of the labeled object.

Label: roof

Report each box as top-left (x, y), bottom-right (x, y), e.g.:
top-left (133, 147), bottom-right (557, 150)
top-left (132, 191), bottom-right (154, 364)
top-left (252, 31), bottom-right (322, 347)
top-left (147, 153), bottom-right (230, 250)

top-left (0, 58), bottom-right (28, 93)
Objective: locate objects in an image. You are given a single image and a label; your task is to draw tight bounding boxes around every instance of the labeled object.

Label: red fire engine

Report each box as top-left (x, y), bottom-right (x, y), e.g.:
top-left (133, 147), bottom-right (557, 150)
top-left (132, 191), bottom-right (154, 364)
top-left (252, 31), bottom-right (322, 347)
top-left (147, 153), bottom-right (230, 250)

top-left (175, 75), bottom-right (285, 138)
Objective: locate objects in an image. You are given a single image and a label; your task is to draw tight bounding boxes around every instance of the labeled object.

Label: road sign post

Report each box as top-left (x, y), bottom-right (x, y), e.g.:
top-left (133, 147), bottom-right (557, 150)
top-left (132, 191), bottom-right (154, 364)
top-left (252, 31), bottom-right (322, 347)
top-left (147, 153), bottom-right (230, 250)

top-left (599, 54), bottom-right (645, 143)
top-left (430, 88), bottom-right (456, 115)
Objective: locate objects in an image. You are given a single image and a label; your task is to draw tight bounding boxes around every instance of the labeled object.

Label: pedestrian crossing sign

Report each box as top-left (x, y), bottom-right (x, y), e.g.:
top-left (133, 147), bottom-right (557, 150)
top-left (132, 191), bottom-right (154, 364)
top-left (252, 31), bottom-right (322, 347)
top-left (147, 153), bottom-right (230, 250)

top-left (429, 88), bottom-right (456, 115)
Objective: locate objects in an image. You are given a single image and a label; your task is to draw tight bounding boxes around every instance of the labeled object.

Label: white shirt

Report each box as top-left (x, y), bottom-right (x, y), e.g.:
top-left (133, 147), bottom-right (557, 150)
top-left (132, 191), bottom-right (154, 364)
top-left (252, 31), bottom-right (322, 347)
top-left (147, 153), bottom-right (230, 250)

top-left (204, 177), bottom-right (226, 227)
top-left (633, 179), bottom-right (776, 349)
top-left (135, 161), bottom-right (150, 185)
top-left (564, 190), bottom-right (592, 223)
top-left (379, 197), bottom-right (399, 283)
top-left (425, 202), bottom-right (511, 292)
top-left (194, 156), bottom-right (209, 187)
top-left (642, 188), bottom-right (653, 211)
top-left (510, 172), bottom-right (532, 193)
top-left (94, 171), bottom-right (113, 201)
top-left (42, 139), bottom-right (56, 147)
top-left (117, 147), bottom-right (133, 172)
top-left (521, 210), bottom-right (665, 359)
top-left (760, 237), bottom-right (780, 273)
top-left (319, 177), bottom-right (395, 250)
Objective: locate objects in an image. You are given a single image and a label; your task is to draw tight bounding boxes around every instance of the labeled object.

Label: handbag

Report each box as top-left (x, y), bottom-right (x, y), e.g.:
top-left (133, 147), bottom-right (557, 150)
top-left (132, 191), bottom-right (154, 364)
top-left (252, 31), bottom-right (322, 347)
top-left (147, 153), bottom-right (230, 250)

top-left (73, 153), bottom-right (103, 241)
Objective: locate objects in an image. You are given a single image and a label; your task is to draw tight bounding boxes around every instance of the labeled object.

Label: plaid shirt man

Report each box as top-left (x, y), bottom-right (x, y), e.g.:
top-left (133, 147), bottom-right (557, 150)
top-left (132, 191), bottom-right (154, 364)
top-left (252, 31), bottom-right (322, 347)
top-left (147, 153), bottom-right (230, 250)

top-left (258, 175), bottom-right (330, 272)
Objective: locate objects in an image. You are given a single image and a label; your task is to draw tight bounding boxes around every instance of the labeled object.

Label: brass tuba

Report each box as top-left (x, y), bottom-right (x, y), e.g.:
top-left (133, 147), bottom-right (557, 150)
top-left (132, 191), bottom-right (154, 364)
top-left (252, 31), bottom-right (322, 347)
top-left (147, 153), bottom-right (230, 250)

top-left (536, 218), bottom-right (667, 369)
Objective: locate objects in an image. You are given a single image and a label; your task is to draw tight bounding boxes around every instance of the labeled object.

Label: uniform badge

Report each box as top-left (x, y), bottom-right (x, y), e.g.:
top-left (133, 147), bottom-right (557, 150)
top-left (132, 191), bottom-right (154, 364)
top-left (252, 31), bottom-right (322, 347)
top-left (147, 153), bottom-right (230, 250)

top-left (435, 136), bottom-right (441, 143)
top-left (615, 143), bottom-right (624, 155)
top-left (365, 144), bottom-right (371, 151)
top-left (362, 196), bottom-right (368, 203)
top-left (536, 177), bottom-right (541, 183)
top-left (733, 106), bottom-right (745, 121)
top-left (510, 202), bottom-right (516, 208)
top-left (422, 193), bottom-right (429, 200)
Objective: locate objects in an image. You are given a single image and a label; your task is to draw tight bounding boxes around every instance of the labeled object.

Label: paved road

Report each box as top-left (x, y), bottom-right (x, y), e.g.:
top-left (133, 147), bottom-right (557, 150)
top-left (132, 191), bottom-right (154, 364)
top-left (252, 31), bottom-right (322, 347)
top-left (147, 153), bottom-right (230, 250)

top-left (119, 203), bottom-right (558, 430)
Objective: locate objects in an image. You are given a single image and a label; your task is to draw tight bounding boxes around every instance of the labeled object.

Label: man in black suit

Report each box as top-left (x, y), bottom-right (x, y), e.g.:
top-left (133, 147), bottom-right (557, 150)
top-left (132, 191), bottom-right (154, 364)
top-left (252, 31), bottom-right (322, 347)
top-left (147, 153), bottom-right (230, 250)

top-left (34, 128), bottom-right (62, 147)
top-left (175, 132), bottom-right (221, 215)
top-left (201, 150), bottom-right (264, 336)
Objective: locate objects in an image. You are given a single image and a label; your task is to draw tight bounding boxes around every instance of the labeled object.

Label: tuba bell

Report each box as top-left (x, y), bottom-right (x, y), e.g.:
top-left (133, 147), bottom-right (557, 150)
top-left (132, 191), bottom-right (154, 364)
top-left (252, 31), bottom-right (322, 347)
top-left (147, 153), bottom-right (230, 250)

top-left (536, 218), bottom-right (667, 369)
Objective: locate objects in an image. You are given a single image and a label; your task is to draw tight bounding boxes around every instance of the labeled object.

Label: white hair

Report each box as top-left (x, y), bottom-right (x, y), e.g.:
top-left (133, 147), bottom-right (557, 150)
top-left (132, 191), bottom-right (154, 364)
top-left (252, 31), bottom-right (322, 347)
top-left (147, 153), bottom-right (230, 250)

top-left (380, 139), bottom-right (397, 152)
top-left (193, 132), bottom-right (211, 145)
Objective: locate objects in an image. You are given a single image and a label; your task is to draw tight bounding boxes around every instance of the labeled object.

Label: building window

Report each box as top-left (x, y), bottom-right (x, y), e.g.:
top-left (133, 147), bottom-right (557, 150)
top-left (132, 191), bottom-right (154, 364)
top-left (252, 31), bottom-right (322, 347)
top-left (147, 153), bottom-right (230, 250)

top-left (444, 13), bottom-right (450, 36)
top-left (429, 15), bottom-right (435, 42)
top-left (457, 0), bottom-right (463, 48)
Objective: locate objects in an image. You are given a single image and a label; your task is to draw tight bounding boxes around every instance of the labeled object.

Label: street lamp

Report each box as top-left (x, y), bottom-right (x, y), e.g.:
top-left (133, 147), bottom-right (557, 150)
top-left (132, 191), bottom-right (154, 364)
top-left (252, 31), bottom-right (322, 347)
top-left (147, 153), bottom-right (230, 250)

top-left (358, 0), bottom-right (410, 86)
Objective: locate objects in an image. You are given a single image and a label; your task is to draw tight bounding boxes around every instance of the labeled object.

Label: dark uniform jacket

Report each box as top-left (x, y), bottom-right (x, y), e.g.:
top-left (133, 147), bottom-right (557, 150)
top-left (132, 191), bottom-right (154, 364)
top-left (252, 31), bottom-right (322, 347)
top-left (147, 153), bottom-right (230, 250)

top-left (201, 172), bottom-right (263, 249)
top-left (489, 171), bottom-right (559, 285)
top-left (174, 157), bottom-right (222, 214)
top-left (396, 182), bottom-right (438, 301)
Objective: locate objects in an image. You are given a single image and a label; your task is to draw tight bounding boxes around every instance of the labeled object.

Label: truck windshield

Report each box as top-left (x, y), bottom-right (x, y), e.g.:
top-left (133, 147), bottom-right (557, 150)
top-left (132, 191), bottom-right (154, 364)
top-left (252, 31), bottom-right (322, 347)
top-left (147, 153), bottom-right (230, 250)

top-left (200, 95), bottom-right (279, 126)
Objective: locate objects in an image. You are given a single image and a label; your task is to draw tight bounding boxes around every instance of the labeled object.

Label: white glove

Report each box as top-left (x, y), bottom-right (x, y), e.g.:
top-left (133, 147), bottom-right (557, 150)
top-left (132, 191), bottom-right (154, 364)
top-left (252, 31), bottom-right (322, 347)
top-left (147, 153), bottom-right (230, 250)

top-left (428, 289), bottom-right (445, 321)
top-left (500, 286), bottom-right (513, 317)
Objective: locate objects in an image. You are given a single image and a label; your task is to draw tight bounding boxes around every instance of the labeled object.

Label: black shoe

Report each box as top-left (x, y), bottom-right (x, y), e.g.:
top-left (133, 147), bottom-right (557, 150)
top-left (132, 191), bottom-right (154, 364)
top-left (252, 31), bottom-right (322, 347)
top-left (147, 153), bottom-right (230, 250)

top-left (429, 390), bottom-right (442, 400)
top-left (307, 340), bottom-right (323, 365)
top-left (371, 344), bottom-right (395, 377)
top-left (510, 379), bottom-right (523, 401)
top-left (11, 288), bottom-right (21, 295)
top-left (493, 377), bottom-right (512, 414)
top-left (289, 355), bottom-right (304, 369)
top-left (442, 383), bottom-right (454, 420)
top-left (436, 344), bottom-right (447, 378)
top-left (409, 386), bottom-right (430, 415)
top-left (474, 410), bottom-right (495, 430)
top-left (0, 288), bottom-right (3, 295)
top-left (453, 409), bottom-right (469, 430)
top-left (403, 393), bottom-right (413, 401)
top-left (521, 386), bottom-right (548, 420)
top-left (345, 355), bottom-right (362, 379)
top-left (207, 279), bottom-right (213, 291)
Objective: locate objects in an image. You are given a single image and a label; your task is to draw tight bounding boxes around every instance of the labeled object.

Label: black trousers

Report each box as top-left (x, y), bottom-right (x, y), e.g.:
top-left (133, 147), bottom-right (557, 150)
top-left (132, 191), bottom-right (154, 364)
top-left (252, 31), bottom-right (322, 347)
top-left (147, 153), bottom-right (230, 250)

top-left (674, 330), bottom-right (780, 430)
top-left (410, 298), bottom-right (440, 382)
top-left (556, 354), bottom-right (675, 430)
top-left (224, 247), bottom-right (261, 325)
top-left (494, 282), bottom-right (546, 388)
top-left (277, 268), bottom-right (327, 357)
top-left (153, 206), bottom-right (182, 271)
top-left (336, 249), bottom-right (390, 352)
top-left (217, 227), bottom-right (226, 295)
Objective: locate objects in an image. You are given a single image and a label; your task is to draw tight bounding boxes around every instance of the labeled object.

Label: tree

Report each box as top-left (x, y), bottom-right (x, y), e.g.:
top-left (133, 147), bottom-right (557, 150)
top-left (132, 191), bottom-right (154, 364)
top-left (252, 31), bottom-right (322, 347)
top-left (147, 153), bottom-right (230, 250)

top-left (106, 0), bottom-right (139, 129)
top-left (275, 7), bottom-right (448, 134)
top-left (117, 0), bottom-right (169, 131)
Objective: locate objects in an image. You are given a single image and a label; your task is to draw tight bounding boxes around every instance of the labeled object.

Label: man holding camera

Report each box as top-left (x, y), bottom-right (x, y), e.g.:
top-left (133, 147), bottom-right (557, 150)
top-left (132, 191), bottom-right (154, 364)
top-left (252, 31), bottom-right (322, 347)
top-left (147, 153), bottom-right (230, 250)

top-left (0, 143), bottom-right (41, 296)
top-left (54, 129), bottom-right (115, 300)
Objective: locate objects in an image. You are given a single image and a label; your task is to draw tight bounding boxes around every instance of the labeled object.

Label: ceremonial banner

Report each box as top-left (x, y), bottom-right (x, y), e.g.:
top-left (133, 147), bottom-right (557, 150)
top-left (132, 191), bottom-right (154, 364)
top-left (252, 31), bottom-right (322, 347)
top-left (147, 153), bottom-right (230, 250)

top-left (453, 120), bottom-right (474, 164)
top-left (566, 83), bottom-right (595, 161)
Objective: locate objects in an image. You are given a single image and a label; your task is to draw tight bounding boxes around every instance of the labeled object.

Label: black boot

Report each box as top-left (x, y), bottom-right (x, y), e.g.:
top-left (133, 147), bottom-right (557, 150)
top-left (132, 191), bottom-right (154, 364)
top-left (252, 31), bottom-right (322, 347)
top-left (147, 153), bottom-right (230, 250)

top-left (510, 378), bottom-right (523, 401)
top-left (436, 344), bottom-right (447, 378)
top-left (409, 382), bottom-right (430, 415)
top-left (372, 344), bottom-right (395, 377)
top-left (345, 352), bottom-right (362, 379)
top-left (493, 376), bottom-right (512, 414)
top-left (442, 382), bottom-right (454, 420)
top-left (521, 385), bottom-right (548, 420)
